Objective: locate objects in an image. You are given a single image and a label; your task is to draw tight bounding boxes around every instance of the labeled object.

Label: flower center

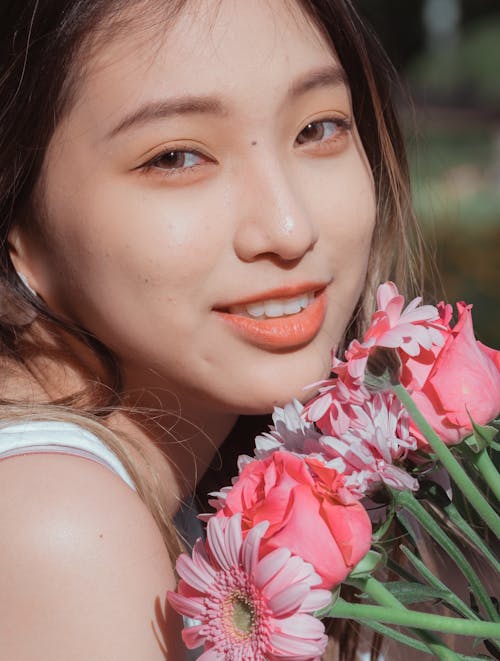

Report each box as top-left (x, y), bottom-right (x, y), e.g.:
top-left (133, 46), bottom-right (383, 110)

top-left (232, 595), bottom-right (255, 633)
top-left (222, 590), bottom-right (256, 638)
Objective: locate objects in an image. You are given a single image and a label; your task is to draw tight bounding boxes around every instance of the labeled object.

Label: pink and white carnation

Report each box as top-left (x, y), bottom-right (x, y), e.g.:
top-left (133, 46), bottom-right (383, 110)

top-left (253, 399), bottom-right (322, 460)
top-left (250, 399), bottom-right (345, 473)
top-left (318, 391), bottom-right (418, 496)
top-left (167, 513), bottom-right (331, 661)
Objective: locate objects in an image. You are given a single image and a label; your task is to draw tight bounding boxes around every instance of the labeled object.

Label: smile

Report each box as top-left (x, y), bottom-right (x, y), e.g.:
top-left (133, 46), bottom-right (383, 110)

top-left (215, 285), bottom-right (328, 350)
top-left (228, 291), bottom-right (315, 319)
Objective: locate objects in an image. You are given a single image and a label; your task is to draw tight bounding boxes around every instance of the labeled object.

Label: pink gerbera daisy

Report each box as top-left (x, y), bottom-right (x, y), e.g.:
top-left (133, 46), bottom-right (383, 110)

top-left (167, 513), bottom-right (331, 661)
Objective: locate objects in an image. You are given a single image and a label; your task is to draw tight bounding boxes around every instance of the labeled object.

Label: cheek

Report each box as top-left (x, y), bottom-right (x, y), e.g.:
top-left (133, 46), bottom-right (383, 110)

top-left (37, 180), bottom-right (228, 332)
top-left (314, 159), bottom-right (376, 262)
top-left (53, 183), bottom-right (218, 278)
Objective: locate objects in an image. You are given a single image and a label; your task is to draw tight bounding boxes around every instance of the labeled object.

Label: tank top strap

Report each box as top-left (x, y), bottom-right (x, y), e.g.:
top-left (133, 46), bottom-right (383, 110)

top-left (0, 420), bottom-right (135, 490)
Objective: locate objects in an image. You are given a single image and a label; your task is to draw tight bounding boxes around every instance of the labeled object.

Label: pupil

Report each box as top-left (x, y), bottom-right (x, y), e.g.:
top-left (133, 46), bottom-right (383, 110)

top-left (157, 151), bottom-right (184, 168)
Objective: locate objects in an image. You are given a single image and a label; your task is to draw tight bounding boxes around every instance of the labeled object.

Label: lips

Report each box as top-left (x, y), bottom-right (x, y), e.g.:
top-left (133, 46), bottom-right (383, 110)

top-left (214, 284), bottom-right (328, 350)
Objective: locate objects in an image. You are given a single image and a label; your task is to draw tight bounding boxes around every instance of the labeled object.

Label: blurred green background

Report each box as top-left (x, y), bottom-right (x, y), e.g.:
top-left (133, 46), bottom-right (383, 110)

top-left (357, 0), bottom-right (500, 347)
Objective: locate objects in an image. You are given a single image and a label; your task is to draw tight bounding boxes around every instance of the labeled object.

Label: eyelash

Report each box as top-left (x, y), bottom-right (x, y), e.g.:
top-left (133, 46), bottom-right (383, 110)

top-left (141, 116), bottom-right (352, 179)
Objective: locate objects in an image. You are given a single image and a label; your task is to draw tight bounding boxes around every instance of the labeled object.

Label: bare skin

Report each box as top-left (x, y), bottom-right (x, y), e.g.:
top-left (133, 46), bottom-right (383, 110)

top-left (2, 0), bottom-right (376, 657)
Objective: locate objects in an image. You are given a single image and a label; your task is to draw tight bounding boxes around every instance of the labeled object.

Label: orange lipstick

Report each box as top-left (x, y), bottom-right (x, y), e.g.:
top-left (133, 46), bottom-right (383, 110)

top-left (216, 289), bottom-right (327, 350)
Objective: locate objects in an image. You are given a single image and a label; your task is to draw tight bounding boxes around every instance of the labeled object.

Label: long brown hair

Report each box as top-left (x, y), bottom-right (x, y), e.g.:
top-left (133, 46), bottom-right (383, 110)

top-left (0, 1), bottom-right (423, 658)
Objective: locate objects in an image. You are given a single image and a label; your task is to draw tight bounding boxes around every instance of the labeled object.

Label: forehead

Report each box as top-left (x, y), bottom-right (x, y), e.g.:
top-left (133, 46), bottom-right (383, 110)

top-left (66, 0), bottom-right (342, 133)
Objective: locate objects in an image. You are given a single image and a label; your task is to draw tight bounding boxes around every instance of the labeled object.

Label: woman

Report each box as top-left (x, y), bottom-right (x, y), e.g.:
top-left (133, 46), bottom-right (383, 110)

top-left (0, 0), bottom-right (421, 658)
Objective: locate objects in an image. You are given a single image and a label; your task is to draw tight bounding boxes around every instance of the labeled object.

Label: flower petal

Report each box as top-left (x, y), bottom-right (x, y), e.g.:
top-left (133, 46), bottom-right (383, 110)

top-left (197, 647), bottom-right (223, 660)
top-left (267, 582), bottom-right (309, 616)
top-left (300, 588), bottom-right (333, 612)
top-left (270, 630), bottom-right (327, 658)
top-left (276, 612), bottom-right (326, 638)
top-left (181, 624), bottom-right (206, 650)
top-left (167, 591), bottom-right (206, 619)
top-left (242, 520), bottom-right (268, 575)
top-left (206, 514), bottom-right (238, 570)
top-left (254, 546), bottom-right (291, 589)
top-left (176, 554), bottom-right (214, 594)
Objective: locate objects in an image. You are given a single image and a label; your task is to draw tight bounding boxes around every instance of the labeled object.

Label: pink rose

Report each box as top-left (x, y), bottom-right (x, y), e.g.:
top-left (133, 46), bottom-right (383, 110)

top-left (216, 452), bottom-right (372, 589)
top-left (401, 302), bottom-right (500, 445)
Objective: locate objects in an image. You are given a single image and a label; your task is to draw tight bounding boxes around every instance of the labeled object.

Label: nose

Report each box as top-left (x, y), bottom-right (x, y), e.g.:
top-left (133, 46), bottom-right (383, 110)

top-left (232, 159), bottom-right (319, 263)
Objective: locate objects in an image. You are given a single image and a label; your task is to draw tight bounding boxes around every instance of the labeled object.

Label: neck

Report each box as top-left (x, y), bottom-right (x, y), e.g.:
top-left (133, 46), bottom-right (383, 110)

top-left (110, 387), bottom-right (238, 511)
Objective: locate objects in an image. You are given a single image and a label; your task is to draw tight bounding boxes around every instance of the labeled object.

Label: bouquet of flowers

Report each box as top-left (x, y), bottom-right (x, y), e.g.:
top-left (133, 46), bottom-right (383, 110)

top-left (168, 282), bottom-right (500, 660)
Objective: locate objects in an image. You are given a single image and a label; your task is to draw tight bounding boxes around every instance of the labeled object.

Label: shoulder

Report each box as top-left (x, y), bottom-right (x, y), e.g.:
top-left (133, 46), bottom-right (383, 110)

top-left (0, 453), bottom-right (185, 660)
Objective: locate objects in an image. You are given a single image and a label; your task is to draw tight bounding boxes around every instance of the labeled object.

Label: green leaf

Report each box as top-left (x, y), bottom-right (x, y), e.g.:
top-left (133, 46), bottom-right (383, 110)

top-left (348, 550), bottom-right (384, 578)
top-left (382, 580), bottom-right (452, 605)
top-left (372, 499), bottom-right (396, 542)
top-left (464, 415), bottom-right (499, 452)
top-left (490, 417), bottom-right (500, 429)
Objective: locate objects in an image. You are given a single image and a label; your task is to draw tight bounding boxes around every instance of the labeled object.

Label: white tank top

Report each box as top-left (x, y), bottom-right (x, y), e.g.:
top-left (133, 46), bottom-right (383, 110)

top-left (0, 419), bottom-right (135, 489)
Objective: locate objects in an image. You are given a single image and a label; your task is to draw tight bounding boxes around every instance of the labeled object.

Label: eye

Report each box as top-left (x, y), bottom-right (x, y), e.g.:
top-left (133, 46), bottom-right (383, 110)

top-left (295, 118), bottom-right (351, 147)
top-left (142, 148), bottom-right (211, 176)
top-left (137, 144), bottom-right (218, 186)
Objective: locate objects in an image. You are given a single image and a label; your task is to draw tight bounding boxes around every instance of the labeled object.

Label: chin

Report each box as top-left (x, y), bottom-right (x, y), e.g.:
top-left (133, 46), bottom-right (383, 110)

top-left (219, 346), bottom-right (332, 415)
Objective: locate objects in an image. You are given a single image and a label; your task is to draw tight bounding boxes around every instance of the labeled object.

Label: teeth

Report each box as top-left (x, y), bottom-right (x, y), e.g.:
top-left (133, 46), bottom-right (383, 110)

top-left (283, 298), bottom-right (302, 315)
top-left (229, 292), bottom-right (315, 318)
top-left (264, 300), bottom-right (285, 317)
top-left (246, 302), bottom-right (265, 317)
top-left (299, 294), bottom-right (309, 309)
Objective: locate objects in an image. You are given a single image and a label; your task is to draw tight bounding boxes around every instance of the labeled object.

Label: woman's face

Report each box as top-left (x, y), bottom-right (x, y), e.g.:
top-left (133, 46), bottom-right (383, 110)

top-left (15, 0), bottom-right (376, 416)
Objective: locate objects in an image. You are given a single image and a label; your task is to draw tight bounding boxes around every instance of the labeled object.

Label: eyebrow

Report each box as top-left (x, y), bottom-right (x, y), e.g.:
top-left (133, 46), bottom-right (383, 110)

top-left (107, 97), bottom-right (227, 138)
top-left (106, 64), bottom-right (348, 139)
top-left (288, 64), bottom-right (348, 99)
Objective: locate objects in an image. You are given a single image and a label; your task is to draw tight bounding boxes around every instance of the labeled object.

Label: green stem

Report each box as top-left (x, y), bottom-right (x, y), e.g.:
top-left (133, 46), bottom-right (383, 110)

top-left (441, 500), bottom-right (500, 573)
top-left (327, 599), bottom-right (500, 640)
top-left (358, 620), bottom-right (437, 655)
top-left (347, 576), bottom-right (459, 659)
top-left (395, 489), bottom-right (499, 622)
top-left (353, 621), bottom-right (486, 661)
top-left (399, 545), bottom-right (481, 621)
top-left (392, 384), bottom-right (500, 538)
top-left (471, 449), bottom-right (500, 502)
